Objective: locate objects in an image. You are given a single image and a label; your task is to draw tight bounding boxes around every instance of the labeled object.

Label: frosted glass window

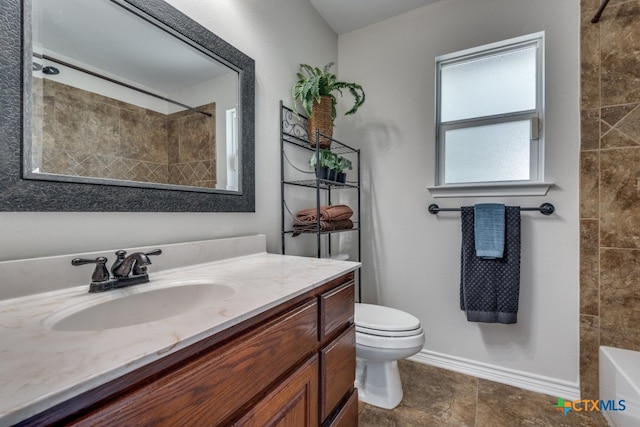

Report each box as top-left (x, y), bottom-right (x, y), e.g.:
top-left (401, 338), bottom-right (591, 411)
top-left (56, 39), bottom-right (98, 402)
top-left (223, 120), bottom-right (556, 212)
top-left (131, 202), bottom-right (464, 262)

top-left (434, 32), bottom-right (544, 187)
top-left (441, 46), bottom-right (537, 122)
top-left (444, 121), bottom-right (531, 183)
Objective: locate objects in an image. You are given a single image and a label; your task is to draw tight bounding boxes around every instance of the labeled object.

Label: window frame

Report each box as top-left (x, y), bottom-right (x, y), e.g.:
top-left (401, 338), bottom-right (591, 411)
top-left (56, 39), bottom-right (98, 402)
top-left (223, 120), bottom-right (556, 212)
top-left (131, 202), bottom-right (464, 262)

top-left (434, 32), bottom-right (545, 190)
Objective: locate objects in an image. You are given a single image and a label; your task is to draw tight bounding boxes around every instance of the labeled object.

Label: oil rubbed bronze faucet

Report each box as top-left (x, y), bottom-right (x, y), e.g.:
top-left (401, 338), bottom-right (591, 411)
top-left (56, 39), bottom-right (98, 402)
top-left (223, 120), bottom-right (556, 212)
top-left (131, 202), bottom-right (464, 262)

top-left (72, 249), bottom-right (162, 293)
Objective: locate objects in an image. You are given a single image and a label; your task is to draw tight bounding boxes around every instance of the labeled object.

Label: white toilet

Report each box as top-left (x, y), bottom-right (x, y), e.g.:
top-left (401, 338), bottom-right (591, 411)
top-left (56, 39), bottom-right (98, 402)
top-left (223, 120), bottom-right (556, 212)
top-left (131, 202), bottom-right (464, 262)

top-left (354, 303), bottom-right (425, 409)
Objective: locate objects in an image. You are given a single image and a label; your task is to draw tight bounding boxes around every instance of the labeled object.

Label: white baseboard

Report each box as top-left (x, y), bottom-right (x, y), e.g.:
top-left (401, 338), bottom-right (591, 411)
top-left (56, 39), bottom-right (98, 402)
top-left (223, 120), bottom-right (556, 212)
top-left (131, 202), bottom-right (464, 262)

top-left (408, 349), bottom-right (581, 401)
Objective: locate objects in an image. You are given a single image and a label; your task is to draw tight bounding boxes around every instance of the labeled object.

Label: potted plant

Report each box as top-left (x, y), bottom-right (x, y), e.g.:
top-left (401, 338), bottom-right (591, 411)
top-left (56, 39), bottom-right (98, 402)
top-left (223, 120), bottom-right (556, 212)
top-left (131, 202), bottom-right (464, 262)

top-left (309, 149), bottom-right (338, 181)
top-left (334, 157), bottom-right (353, 184)
top-left (292, 62), bottom-right (365, 148)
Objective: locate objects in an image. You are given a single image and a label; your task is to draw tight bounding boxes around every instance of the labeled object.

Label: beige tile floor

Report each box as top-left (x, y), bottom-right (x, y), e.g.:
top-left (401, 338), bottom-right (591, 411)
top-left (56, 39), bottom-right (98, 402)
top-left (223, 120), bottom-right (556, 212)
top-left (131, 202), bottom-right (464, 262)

top-left (358, 360), bottom-right (609, 427)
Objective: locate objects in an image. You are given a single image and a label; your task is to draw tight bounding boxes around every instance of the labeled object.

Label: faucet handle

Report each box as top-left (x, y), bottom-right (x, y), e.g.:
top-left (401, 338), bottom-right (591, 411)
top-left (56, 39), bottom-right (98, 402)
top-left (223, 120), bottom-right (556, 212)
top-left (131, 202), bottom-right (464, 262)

top-left (131, 249), bottom-right (162, 275)
top-left (72, 257), bottom-right (110, 283)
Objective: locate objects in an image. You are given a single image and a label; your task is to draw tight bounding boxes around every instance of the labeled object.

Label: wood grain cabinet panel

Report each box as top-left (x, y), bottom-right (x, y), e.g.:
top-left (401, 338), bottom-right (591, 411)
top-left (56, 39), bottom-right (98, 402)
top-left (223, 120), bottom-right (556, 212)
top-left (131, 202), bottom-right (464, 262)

top-left (319, 281), bottom-right (355, 343)
top-left (320, 324), bottom-right (356, 423)
top-left (326, 389), bottom-right (358, 427)
top-left (72, 300), bottom-right (318, 427)
top-left (233, 355), bottom-right (319, 427)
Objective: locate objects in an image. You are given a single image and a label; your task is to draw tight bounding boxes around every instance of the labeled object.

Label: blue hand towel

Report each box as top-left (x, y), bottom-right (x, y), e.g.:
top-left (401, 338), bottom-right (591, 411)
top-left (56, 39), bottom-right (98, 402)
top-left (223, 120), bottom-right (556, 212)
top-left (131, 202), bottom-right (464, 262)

top-left (474, 203), bottom-right (505, 259)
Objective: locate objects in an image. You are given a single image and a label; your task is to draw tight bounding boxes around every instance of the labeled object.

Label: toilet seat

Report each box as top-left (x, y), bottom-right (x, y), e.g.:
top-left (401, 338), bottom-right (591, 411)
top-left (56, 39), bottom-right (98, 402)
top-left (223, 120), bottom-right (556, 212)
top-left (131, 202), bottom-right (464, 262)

top-left (355, 303), bottom-right (422, 335)
top-left (356, 328), bottom-right (425, 349)
top-left (355, 303), bottom-right (425, 349)
top-left (356, 324), bottom-right (423, 337)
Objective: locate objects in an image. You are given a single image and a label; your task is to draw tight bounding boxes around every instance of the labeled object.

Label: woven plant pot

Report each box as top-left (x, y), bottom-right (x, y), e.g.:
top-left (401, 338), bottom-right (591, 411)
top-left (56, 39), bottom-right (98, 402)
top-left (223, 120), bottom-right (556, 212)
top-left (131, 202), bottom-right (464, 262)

top-left (308, 96), bottom-right (333, 149)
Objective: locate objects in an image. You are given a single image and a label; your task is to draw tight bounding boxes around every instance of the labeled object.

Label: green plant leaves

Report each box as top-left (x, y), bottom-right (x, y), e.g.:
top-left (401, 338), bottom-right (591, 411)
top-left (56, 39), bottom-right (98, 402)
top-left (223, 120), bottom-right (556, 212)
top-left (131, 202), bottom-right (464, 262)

top-left (292, 62), bottom-right (365, 120)
top-left (337, 156), bottom-right (352, 171)
top-left (309, 150), bottom-right (352, 172)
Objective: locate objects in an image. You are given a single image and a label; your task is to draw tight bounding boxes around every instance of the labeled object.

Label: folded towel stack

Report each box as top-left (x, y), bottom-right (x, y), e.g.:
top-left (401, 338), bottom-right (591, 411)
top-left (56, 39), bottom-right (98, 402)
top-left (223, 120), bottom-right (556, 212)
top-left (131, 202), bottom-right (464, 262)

top-left (295, 205), bottom-right (354, 222)
top-left (292, 219), bottom-right (354, 236)
top-left (292, 205), bottom-right (354, 236)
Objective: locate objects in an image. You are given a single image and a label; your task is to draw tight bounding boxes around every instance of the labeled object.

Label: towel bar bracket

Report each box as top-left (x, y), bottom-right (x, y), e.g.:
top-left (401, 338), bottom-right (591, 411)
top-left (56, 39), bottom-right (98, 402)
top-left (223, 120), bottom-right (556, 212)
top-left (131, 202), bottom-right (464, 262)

top-left (591, 0), bottom-right (610, 24)
top-left (537, 202), bottom-right (555, 215)
top-left (428, 203), bottom-right (555, 216)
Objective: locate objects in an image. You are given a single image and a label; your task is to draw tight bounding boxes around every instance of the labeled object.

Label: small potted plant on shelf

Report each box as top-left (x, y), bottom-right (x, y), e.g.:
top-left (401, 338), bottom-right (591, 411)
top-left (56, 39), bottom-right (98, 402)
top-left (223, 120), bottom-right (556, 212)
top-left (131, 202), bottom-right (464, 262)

top-left (309, 149), bottom-right (338, 181)
top-left (292, 62), bottom-right (365, 149)
top-left (334, 156), bottom-right (353, 184)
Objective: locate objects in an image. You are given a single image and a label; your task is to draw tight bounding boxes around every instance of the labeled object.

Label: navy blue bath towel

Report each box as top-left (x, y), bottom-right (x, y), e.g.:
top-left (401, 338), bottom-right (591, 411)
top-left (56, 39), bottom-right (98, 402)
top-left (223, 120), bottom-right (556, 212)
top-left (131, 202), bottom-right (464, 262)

top-left (460, 206), bottom-right (521, 324)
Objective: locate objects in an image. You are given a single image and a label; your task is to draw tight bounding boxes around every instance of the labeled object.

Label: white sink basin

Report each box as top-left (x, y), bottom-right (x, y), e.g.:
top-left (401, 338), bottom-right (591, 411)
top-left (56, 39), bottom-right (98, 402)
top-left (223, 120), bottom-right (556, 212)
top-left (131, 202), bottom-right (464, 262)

top-left (45, 279), bottom-right (237, 331)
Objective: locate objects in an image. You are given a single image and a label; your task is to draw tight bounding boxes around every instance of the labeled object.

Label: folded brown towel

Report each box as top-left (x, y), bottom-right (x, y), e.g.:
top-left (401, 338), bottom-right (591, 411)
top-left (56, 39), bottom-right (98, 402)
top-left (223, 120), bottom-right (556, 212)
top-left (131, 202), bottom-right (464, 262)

top-left (295, 205), bottom-right (353, 223)
top-left (292, 219), bottom-right (354, 236)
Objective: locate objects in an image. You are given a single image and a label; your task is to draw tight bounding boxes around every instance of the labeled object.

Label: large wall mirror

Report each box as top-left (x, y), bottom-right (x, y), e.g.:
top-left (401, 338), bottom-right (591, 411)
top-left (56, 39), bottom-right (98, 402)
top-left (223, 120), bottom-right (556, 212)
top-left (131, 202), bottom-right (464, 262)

top-left (0, 0), bottom-right (255, 211)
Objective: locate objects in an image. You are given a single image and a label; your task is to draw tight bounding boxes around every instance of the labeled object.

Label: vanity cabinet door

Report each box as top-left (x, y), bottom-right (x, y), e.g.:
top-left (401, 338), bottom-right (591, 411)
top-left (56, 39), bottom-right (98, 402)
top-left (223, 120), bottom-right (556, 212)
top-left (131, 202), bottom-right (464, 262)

top-left (320, 324), bottom-right (356, 423)
top-left (233, 355), bottom-right (319, 427)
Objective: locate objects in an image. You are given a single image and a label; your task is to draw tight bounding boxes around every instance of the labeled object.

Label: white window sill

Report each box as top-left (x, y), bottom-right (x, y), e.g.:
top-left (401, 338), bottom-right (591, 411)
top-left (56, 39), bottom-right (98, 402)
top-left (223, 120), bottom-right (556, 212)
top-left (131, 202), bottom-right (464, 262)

top-left (427, 181), bottom-right (554, 198)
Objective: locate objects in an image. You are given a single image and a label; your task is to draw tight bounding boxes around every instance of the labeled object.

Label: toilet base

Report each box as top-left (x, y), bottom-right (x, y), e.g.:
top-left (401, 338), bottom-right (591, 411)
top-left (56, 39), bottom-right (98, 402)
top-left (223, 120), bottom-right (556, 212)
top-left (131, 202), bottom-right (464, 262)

top-left (355, 358), bottom-right (403, 409)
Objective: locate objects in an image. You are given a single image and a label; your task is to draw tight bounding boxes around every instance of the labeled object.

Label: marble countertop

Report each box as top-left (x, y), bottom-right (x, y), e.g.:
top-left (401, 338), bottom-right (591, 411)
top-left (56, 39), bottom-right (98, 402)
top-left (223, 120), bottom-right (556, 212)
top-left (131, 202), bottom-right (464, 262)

top-left (0, 252), bottom-right (360, 426)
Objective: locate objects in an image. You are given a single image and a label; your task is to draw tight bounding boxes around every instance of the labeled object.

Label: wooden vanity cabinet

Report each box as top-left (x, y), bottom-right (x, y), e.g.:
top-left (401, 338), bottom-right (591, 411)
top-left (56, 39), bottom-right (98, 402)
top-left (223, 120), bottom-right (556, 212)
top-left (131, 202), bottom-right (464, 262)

top-left (16, 272), bottom-right (357, 427)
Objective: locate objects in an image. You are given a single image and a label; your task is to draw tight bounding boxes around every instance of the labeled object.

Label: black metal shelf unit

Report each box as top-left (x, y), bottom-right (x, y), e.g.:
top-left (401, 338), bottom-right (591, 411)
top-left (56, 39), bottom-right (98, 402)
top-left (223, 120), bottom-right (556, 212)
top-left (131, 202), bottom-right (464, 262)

top-left (280, 101), bottom-right (361, 297)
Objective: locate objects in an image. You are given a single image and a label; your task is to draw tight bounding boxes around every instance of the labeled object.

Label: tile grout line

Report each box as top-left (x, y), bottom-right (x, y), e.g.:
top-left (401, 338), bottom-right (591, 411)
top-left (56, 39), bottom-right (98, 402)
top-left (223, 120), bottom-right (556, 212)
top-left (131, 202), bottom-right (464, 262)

top-left (474, 377), bottom-right (479, 427)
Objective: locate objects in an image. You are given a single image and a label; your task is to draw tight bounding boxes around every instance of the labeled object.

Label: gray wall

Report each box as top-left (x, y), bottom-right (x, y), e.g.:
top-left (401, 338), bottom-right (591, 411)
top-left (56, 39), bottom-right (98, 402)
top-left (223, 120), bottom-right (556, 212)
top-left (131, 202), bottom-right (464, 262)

top-left (336, 0), bottom-right (581, 396)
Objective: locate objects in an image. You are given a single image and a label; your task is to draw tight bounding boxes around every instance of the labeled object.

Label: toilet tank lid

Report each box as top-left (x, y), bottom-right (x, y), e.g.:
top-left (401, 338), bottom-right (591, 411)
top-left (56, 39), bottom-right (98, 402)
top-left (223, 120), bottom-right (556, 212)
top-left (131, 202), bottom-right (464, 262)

top-left (355, 303), bottom-right (421, 332)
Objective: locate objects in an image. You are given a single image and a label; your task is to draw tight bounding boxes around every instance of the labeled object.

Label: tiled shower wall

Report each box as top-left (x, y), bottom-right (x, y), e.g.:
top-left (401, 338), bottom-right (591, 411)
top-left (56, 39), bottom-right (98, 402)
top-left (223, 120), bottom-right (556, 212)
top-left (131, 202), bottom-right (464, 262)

top-left (34, 79), bottom-right (216, 188)
top-left (580, 0), bottom-right (640, 399)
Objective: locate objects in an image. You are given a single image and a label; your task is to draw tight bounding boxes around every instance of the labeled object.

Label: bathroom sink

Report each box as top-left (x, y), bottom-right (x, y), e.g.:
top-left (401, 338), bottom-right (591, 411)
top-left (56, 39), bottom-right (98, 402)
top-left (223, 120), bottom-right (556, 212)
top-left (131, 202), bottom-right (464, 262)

top-left (46, 279), bottom-right (236, 331)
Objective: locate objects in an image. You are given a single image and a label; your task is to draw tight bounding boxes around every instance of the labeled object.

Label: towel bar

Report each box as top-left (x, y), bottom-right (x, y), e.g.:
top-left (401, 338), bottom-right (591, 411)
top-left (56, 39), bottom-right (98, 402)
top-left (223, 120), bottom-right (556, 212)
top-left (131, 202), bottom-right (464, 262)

top-left (428, 203), bottom-right (555, 215)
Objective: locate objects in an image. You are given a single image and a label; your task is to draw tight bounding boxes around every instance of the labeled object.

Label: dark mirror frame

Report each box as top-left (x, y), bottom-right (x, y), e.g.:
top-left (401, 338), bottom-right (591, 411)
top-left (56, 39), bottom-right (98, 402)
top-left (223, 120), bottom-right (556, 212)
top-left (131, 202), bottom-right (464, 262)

top-left (0, 0), bottom-right (255, 212)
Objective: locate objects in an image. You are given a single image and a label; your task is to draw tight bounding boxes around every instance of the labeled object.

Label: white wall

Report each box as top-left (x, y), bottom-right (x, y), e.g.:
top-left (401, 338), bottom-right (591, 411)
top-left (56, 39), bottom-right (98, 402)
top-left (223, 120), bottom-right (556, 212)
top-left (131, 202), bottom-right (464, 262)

top-left (0, 0), bottom-right (337, 261)
top-left (167, 72), bottom-right (239, 190)
top-left (337, 0), bottom-right (581, 392)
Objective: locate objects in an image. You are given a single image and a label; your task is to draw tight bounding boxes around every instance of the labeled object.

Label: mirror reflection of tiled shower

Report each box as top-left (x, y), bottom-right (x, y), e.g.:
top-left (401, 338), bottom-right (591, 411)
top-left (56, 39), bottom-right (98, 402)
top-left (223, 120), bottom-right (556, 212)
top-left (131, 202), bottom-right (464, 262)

top-left (32, 78), bottom-right (217, 188)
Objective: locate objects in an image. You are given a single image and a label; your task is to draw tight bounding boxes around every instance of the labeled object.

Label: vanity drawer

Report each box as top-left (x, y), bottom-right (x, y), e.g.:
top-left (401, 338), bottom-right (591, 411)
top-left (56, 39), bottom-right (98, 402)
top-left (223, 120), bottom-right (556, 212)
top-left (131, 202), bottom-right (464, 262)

top-left (318, 281), bottom-right (355, 342)
top-left (320, 324), bottom-right (356, 423)
top-left (325, 389), bottom-right (358, 427)
top-left (72, 299), bottom-right (318, 427)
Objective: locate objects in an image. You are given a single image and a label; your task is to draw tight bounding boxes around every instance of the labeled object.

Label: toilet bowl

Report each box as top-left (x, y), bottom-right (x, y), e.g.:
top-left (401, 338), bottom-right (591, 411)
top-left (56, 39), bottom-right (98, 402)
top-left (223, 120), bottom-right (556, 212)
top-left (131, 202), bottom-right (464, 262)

top-left (354, 303), bottom-right (425, 409)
